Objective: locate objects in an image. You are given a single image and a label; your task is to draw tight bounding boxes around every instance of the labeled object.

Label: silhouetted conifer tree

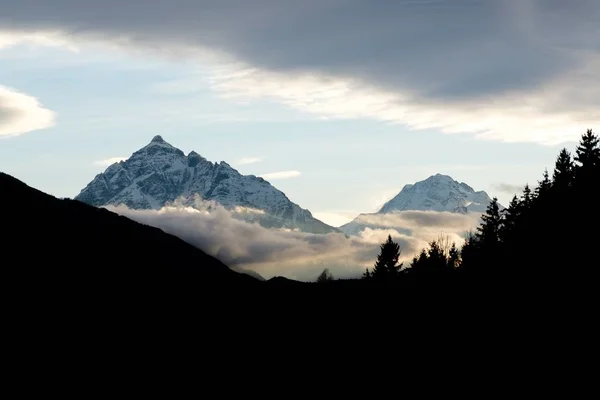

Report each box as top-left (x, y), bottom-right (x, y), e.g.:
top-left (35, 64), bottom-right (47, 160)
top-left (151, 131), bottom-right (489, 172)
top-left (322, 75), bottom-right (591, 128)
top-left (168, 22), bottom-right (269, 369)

top-left (447, 243), bottom-right (460, 270)
top-left (501, 195), bottom-right (520, 243)
top-left (427, 240), bottom-right (448, 271)
top-left (459, 232), bottom-right (480, 273)
top-left (521, 185), bottom-right (533, 209)
top-left (372, 235), bottom-right (402, 281)
top-left (476, 198), bottom-right (502, 247)
top-left (411, 249), bottom-right (428, 269)
top-left (535, 169), bottom-right (552, 198)
top-left (553, 149), bottom-right (574, 190)
top-left (574, 129), bottom-right (599, 179)
top-left (317, 268), bottom-right (334, 283)
top-left (362, 268), bottom-right (372, 280)
top-left (409, 239), bottom-right (457, 275)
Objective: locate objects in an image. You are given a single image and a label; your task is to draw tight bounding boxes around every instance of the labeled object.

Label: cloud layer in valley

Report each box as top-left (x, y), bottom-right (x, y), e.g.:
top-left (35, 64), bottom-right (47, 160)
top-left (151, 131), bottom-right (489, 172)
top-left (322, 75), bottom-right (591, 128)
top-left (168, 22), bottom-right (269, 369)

top-left (0, 86), bottom-right (55, 138)
top-left (107, 198), bottom-right (481, 281)
top-left (1, 0), bottom-right (599, 144)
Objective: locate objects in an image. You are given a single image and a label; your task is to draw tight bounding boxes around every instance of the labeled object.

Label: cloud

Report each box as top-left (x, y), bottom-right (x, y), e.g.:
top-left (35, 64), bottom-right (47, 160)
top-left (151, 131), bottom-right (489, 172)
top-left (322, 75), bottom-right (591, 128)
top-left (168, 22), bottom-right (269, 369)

top-left (106, 199), bottom-right (480, 281)
top-left (259, 170), bottom-right (301, 180)
top-left (2, 0), bottom-right (599, 144)
top-left (0, 31), bottom-right (78, 51)
top-left (356, 211), bottom-right (481, 233)
top-left (312, 211), bottom-right (359, 227)
top-left (344, 211), bottom-right (482, 242)
top-left (93, 157), bottom-right (127, 167)
top-left (0, 86), bottom-right (56, 138)
top-left (237, 157), bottom-right (262, 165)
top-left (492, 183), bottom-right (526, 195)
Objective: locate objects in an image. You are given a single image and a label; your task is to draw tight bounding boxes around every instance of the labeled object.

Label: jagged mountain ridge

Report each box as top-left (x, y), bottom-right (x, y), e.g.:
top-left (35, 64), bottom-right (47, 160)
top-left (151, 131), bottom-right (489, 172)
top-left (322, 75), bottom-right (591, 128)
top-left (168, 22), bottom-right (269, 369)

top-left (379, 173), bottom-right (494, 214)
top-left (75, 136), bottom-right (337, 234)
top-left (340, 174), bottom-right (497, 236)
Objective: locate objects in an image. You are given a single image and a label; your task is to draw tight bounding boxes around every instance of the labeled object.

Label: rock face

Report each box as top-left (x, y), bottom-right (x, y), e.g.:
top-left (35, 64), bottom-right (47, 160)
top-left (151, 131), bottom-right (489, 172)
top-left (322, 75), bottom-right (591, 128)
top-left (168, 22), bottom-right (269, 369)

top-left (340, 174), bottom-right (497, 236)
top-left (75, 136), bottom-right (337, 234)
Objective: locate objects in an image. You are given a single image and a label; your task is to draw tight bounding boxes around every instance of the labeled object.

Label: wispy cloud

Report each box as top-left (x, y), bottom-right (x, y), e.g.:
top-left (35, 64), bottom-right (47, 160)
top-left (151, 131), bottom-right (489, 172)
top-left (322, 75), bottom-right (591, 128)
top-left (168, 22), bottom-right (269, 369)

top-left (237, 157), bottom-right (262, 165)
top-left (492, 183), bottom-right (527, 195)
top-left (208, 65), bottom-right (597, 146)
top-left (0, 31), bottom-right (78, 52)
top-left (259, 170), bottom-right (301, 180)
top-left (342, 210), bottom-right (482, 242)
top-left (93, 157), bottom-right (127, 167)
top-left (0, 85), bottom-right (55, 138)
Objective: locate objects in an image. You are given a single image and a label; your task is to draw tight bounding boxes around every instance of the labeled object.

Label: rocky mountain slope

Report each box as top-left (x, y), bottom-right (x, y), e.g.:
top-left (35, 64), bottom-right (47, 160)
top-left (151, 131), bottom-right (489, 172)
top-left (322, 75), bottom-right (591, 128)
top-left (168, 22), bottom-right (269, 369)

top-left (340, 174), bottom-right (497, 236)
top-left (379, 173), bottom-right (494, 214)
top-left (75, 136), bottom-right (337, 234)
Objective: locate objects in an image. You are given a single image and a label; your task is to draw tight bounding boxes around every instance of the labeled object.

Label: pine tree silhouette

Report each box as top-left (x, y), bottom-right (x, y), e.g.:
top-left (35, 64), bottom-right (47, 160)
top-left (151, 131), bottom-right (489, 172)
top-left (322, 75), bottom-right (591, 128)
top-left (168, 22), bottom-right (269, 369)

top-left (372, 235), bottom-right (402, 281)
top-left (316, 268), bottom-right (334, 283)
top-left (574, 130), bottom-right (600, 174)
top-left (362, 268), bottom-right (372, 280)
top-left (448, 243), bottom-right (460, 270)
top-left (500, 195), bottom-right (520, 244)
top-left (553, 149), bottom-right (574, 190)
top-left (535, 169), bottom-right (552, 198)
top-left (457, 129), bottom-right (598, 285)
top-left (476, 197), bottom-right (502, 247)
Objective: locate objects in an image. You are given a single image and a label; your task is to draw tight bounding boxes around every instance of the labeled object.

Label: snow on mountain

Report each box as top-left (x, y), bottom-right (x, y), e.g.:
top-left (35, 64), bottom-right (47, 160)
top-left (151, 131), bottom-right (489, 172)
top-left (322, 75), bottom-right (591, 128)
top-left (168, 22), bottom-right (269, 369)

top-left (379, 173), bottom-right (494, 214)
top-left (340, 174), bottom-right (497, 236)
top-left (75, 135), bottom-right (337, 234)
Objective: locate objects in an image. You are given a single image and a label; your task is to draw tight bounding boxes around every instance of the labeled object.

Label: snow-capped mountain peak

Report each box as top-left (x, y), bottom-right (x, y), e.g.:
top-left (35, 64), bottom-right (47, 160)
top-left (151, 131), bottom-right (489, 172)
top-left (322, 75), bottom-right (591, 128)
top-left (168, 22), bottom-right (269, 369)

top-left (339, 174), bottom-right (498, 236)
top-left (76, 136), bottom-right (338, 234)
top-left (378, 173), bottom-right (494, 214)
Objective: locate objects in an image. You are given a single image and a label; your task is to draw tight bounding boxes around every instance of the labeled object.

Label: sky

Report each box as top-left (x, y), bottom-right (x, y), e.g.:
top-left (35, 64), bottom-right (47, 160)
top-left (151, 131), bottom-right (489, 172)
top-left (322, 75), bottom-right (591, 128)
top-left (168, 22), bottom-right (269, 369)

top-left (1, 0), bottom-right (598, 227)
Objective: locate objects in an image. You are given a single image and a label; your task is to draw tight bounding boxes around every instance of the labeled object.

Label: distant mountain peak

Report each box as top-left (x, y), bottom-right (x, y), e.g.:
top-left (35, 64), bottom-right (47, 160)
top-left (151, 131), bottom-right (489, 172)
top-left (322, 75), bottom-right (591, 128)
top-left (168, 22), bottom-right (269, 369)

top-left (378, 174), bottom-right (496, 214)
top-left (75, 136), bottom-right (337, 234)
top-left (339, 174), bottom-right (497, 236)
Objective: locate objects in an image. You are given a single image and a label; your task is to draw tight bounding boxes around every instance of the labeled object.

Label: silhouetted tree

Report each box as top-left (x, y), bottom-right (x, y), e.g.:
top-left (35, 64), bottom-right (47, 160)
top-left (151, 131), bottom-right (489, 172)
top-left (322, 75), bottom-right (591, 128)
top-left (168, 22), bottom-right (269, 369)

top-left (427, 240), bottom-right (448, 270)
top-left (411, 249), bottom-right (428, 269)
top-left (410, 239), bottom-right (457, 275)
top-left (476, 197), bottom-right (502, 247)
top-left (521, 184), bottom-right (533, 209)
top-left (459, 129), bottom-right (599, 283)
top-left (459, 231), bottom-right (480, 273)
top-left (501, 195), bottom-right (520, 242)
top-left (535, 169), bottom-right (552, 198)
top-left (316, 268), bottom-right (334, 283)
top-left (447, 243), bottom-right (460, 270)
top-left (574, 129), bottom-right (600, 179)
top-left (553, 148), bottom-right (574, 190)
top-left (362, 268), bottom-right (372, 280)
top-left (372, 235), bottom-right (402, 281)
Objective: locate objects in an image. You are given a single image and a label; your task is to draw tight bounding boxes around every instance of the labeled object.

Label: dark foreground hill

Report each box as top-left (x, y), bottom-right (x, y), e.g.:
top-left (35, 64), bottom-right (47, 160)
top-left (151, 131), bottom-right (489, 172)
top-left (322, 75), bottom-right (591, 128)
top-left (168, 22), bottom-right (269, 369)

top-left (0, 172), bottom-right (260, 295)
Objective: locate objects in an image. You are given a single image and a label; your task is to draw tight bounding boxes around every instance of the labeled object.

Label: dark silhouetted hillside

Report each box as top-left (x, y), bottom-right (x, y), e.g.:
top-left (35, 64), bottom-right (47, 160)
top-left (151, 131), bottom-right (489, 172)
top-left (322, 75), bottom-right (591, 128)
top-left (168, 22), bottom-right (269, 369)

top-left (0, 172), bottom-right (259, 296)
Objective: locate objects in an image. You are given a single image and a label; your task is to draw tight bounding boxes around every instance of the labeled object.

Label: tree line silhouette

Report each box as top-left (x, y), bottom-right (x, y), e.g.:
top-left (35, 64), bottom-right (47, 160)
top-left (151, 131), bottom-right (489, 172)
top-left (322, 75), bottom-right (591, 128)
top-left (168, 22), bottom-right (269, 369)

top-left (317, 129), bottom-right (599, 287)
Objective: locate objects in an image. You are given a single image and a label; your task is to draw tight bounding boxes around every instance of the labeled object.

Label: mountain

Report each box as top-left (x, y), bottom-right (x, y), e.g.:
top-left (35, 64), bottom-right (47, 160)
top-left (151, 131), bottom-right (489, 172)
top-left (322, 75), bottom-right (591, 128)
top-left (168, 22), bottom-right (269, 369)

top-left (379, 174), bottom-right (495, 214)
top-left (75, 136), bottom-right (337, 234)
top-left (0, 172), bottom-right (259, 290)
top-left (340, 174), bottom-right (496, 236)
